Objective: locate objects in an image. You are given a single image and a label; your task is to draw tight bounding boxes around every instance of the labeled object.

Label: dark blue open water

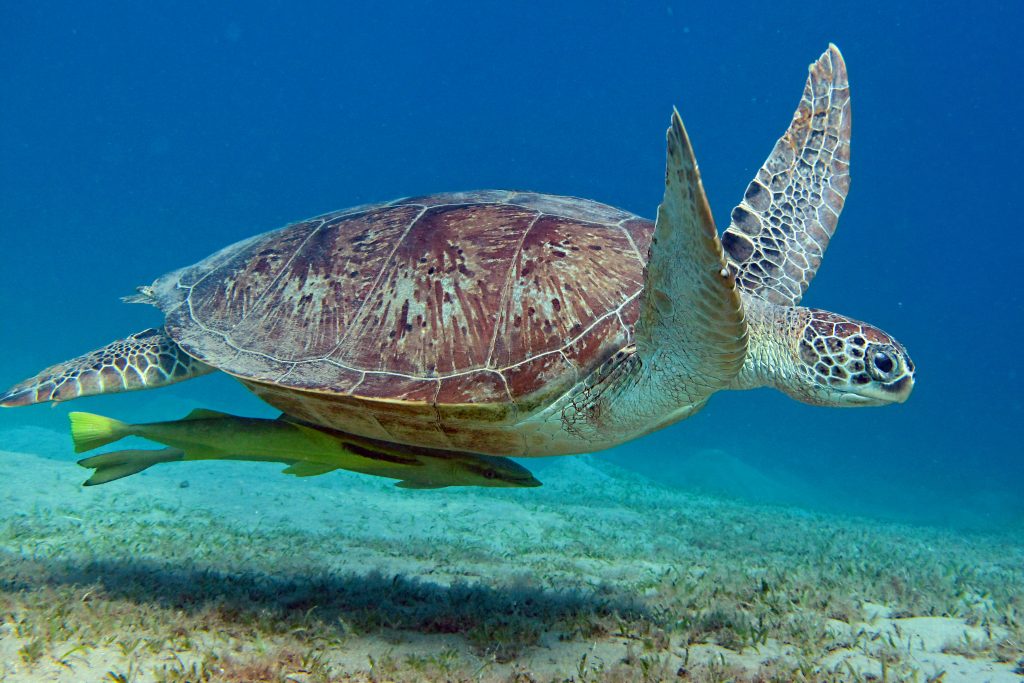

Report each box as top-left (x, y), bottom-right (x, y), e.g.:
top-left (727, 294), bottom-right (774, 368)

top-left (1, 2), bottom-right (1020, 531)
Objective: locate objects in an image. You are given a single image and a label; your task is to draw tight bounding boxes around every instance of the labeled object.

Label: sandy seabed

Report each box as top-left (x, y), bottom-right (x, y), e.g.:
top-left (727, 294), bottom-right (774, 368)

top-left (0, 430), bottom-right (1021, 682)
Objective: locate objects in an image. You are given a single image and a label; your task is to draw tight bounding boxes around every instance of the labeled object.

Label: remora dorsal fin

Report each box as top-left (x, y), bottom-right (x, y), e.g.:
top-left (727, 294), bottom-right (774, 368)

top-left (182, 408), bottom-right (233, 421)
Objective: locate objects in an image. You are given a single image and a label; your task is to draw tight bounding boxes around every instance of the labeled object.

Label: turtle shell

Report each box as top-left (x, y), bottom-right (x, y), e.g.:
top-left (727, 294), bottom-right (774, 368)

top-left (151, 190), bottom-right (654, 455)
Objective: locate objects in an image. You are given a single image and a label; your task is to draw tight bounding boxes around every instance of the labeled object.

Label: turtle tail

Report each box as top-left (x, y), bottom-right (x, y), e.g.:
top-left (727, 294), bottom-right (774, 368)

top-left (69, 412), bottom-right (131, 453)
top-left (0, 328), bottom-right (215, 408)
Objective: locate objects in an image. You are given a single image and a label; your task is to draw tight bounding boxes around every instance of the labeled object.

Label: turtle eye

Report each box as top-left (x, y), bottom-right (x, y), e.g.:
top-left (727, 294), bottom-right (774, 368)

top-left (873, 352), bottom-right (893, 374)
top-left (868, 349), bottom-right (897, 380)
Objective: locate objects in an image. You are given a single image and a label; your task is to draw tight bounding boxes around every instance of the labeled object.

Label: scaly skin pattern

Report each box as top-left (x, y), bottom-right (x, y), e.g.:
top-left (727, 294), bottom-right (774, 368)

top-left (722, 44), bottom-right (851, 307)
top-left (727, 295), bottom-right (914, 406)
top-left (0, 329), bottom-right (213, 407)
top-left (519, 295), bottom-right (915, 456)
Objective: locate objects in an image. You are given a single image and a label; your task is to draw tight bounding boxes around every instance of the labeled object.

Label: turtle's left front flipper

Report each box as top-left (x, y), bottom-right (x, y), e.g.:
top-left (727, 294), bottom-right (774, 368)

top-left (0, 328), bottom-right (214, 407)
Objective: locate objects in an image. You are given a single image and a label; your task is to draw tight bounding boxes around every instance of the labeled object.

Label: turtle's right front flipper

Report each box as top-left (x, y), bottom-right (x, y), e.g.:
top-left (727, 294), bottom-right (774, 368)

top-left (0, 328), bottom-right (214, 407)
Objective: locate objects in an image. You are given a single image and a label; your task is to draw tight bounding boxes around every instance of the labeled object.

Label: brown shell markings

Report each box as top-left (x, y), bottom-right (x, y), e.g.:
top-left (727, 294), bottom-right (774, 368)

top-left (154, 191), bottom-right (654, 452)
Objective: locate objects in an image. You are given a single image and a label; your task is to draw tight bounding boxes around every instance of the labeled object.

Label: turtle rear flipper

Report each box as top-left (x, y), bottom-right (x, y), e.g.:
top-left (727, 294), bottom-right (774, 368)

top-left (0, 328), bottom-right (214, 407)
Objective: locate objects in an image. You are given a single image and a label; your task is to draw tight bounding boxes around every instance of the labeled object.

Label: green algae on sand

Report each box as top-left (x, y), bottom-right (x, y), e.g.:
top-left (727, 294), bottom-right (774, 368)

top-left (0, 449), bottom-right (1021, 682)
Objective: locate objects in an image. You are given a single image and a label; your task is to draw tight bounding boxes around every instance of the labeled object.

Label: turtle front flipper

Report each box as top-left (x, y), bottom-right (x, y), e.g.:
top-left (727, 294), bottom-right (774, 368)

top-left (721, 44), bottom-right (851, 306)
top-left (0, 328), bottom-right (214, 407)
top-left (635, 109), bottom-right (748, 402)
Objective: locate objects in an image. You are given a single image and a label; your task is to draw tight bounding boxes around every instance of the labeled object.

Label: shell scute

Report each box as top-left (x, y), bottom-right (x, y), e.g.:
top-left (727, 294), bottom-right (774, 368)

top-left (190, 222), bottom-right (318, 334)
top-left (356, 373), bottom-right (438, 402)
top-left (489, 214), bottom-right (643, 368)
top-left (562, 313), bottom-right (631, 372)
top-left (161, 193), bottom-right (651, 423)
top-left (501, 352), bottom-right (578, 414)
top-left (621, 218), bottom-right (655, 259)
top-left (337, 203), bottom-right (536, 375)
top-left (506, 192), bottom-right (634, 223)
top-left (285, 362), bottom-right (363, 392)
top-left (226, 204), bottom-right (424, 361)
top-left (436, 370), bottom-right (510, 406)
top-left (392, 190), bottom-right (513, 208)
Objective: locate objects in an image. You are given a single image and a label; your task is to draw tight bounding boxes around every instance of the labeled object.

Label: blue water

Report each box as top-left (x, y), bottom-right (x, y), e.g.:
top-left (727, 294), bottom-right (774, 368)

top-left (0, 2), bottom-right (1020, 531)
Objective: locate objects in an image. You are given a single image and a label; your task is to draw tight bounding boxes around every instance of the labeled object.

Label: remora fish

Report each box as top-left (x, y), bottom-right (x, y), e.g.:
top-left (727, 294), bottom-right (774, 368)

top-left (70, 409), bottom-right (541, 489)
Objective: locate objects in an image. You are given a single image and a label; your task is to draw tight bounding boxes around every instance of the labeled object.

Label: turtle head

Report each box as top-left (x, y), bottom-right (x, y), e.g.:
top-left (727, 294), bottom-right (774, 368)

top-left (786, 309), bottom-right (914, 407)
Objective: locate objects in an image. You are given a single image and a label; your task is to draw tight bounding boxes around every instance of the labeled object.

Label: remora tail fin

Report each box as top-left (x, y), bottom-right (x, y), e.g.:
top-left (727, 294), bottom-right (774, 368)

top-left (69, 412), bottom-right (130, 453)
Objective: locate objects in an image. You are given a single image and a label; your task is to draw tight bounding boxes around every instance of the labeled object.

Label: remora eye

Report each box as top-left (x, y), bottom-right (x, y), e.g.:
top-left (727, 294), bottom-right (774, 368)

top-left (873, 352), bottom-right (894, 374)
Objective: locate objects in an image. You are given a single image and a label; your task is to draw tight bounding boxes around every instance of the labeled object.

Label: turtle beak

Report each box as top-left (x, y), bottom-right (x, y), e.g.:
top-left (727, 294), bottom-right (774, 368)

top-left (852, 365), bottom-right (915, 405)
top-left (852, 342), bottom-right (915, 405)
top-left (883, 348), bottom-right (915, 403)
top-left (882, 374), bottom-right (914, 403)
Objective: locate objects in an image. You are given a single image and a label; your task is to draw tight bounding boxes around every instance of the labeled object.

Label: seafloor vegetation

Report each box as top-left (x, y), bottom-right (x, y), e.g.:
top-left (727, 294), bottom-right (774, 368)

top-left (0, 446), bottom-right (1021, 682)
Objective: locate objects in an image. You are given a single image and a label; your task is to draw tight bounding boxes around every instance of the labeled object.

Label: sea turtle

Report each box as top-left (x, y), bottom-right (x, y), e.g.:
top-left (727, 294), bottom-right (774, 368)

top-left (1, 45), bottom-right (914, 459)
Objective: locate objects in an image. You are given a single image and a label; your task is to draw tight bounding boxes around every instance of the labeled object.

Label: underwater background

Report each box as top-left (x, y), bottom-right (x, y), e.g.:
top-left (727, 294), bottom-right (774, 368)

top-left (0, 2), bottom-right (1022, 681)
top-left (2, 0), bottom-right (1020, 529)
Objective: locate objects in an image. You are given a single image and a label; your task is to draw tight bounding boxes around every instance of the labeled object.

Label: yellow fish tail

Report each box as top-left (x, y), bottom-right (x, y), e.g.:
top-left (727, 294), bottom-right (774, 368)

top-left (69, 411), bottom-right (129, 453)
